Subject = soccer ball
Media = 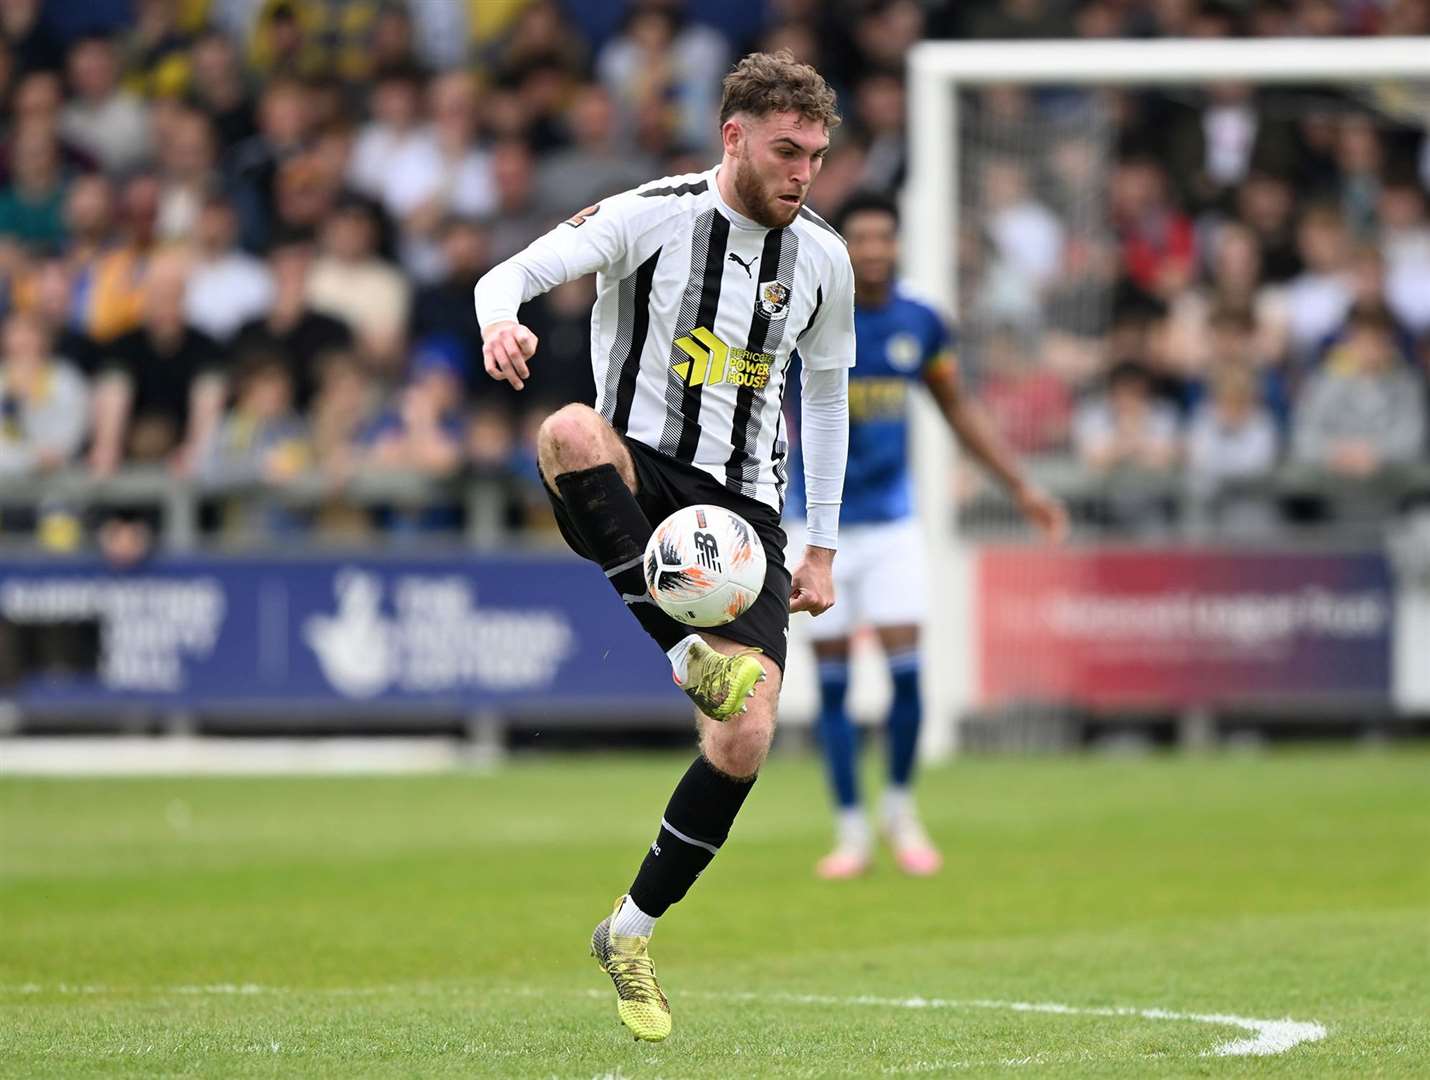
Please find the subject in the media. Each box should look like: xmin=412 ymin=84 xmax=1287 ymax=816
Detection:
xmin=644 ymin=505 xmax=766 ymax=627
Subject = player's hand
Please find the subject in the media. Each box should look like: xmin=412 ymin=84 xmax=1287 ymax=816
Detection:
xmin=789 ymin=546 xmax=835 ymax=615
xmin=482 ymin=319 xmax=539 ymax=391
xmin=1014 ymin=481 xmax=1069 ymax=543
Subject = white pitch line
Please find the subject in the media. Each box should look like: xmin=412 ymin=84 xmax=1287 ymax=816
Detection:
xmin=697 ymin=991 xmax=1327 ymax=1058
xmin=3 ymin=984 xmax=1326 ymax=1058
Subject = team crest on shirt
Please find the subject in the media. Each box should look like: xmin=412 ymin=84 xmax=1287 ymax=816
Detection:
xmin=886 ymin=332 xmax=922 ymax=372
xmin=757 ymin=280 xmax=791 ymax=320
xmin=563 ymin=203 xmax=600 ymax=228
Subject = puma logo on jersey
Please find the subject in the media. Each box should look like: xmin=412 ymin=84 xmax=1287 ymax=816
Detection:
xmin=727 ymin=251 xmax=758 ymax=278
xmin=672 ymin=327 xmax=772 ymax=389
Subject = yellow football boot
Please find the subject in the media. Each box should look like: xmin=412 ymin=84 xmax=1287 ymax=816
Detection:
xmin=590 ymin=896 xmax=672 ymax=1042
xmin=678 ymin=641 xmax=765 ymax=721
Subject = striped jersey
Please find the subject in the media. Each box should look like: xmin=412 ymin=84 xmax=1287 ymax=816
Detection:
xmin=479 ymin=166 xmax=856 ymax=511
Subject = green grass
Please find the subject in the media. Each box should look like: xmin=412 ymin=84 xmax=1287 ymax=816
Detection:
xmin=2 ymin=748 xmax=1428 ymax=1078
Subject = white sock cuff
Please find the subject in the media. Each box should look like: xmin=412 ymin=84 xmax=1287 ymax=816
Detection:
xmin=667 ymin=634 xmax=703 ymax=684
xmin=612 ymin=895 xmax=658 ymax=939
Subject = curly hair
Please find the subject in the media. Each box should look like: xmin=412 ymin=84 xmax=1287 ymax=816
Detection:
xmin=718 ymin=50 xmax=841 ymax=130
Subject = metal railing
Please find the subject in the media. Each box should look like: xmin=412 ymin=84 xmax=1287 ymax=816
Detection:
xmin=960 ymin=458 xmax=1430 ymax=541
xmin=0 ymin=466 xmax=533 ymax=550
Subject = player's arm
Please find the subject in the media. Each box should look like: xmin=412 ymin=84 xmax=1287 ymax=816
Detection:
xmin=922 ymin=354 xmax=1068 ymax=542
xmin=790 ymin=257 xmax=857 ymax=616
xmin=792 ymin=364 xmax=848 ymax=615
xmin=472 ymin=199 xmax=634 ymax=391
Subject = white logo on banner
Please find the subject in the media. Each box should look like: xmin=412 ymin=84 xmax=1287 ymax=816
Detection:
xmin=304 ymin=569 xmax=575 ymax=698
xmin=302 ymin=571 xmax=393 ymax=698
xmin=0 ymin=578 xmax=225 ymax=691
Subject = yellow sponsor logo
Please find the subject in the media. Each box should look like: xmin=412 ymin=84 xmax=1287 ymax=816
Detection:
xmin=848 ymin=377 xmax=909 ymax=420
xmin=673 ymin=327 xmax=772 ymax=389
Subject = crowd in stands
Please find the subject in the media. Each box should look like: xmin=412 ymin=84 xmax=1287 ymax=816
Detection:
xmin=0 ymin=0 xmax=1428 ymax=548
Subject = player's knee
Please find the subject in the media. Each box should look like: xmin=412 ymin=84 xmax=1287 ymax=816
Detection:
xmin=703 ymin=711 xmax=775 ymax=779
xmin=538 ymin=404 xmax=607 ymax=473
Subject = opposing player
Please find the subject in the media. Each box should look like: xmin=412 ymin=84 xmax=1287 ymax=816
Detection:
xmin=788 ymin=192 xmax=1066 ymax=880
xmin=473 ymin=52 xmax=852 ymax=1041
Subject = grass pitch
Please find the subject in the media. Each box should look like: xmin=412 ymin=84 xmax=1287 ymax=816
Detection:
xmin=2 ymin=747 xmax=1428 ymax=1078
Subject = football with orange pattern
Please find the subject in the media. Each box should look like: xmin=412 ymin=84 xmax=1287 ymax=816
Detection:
xmin=643 ymin=505 xmax=766 ymax=627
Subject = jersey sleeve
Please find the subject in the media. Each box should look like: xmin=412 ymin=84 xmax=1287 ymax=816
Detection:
xmin=922 ymin=301 xmax=958 ymax=374
xmin=473 ymin=190 xmax=651 ymax=330
xmin=796 ymin=249 xmax=856 ymax=372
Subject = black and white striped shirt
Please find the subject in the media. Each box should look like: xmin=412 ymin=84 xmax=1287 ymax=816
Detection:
xmin=474 ymin=166 xmax=855 ymax=547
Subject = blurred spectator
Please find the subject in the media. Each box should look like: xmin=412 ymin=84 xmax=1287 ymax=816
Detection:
xmin=363 ymin=341 xmax=466 ymax=477
xmin=0 ymin=126 xmax=68 ymax=251
xmin=1188 ymin=304 xmax=1291 ymax=425
xmin=1380 ymin=179 xmax=1430 ymax=336
xmin=514 ymin=59 xmax=577 ymax=156
xmin=1292 ymin=307 xmax=1426 ymax=477
xmin=1185 ymin=363 xmax=1280 ymax=533
xmin=123 ymin=0 xmax=194 ymax=99
xmin=1236 ymin=170 xmax=1301 ymax=283
xmin=851 ymin=71 xmax=906 ymax=194
xmin=198 ymin=352 xmax=309 ymax=533
xmin=229 ymin=77 xmax=312 ymax=252
xmin=1167 ymin=222 xmax=1289 ymax=376
xmin=805 ymin=137 xmax=868 ymax=217
xmin=188 ymin=28 xmax=258 ymax=149
xmin=1 ymin=0 xmax=64 ymax=75
xmin=3 ymin=71 xmax=98 ymax=183
xmin=306 ymin=196 xmax=408 ymax=370
xmin=69 ymin=173 xmax=157 ymax=345
xmin=984 ymin=157 xmax=1064 ymax=292
xmin=411 ymin=216 xmax=492 ymax=396
xmin=347 ymin=65 xmax=426 ymax=201
xmin=1075 ymin=360 xmax=1181 ymax=472
xmin=850 ymin=1 xmax=926 ymax=73
xmin=154 ymin=106 xmax=219 ymax=242
xmin=1111 ymin=154 xmax=1196 ymax=299
xmin=485 ymin=0 xmax=587 ymax=82
xmin=597 ymin=1 xmax=729 ymax=155
xmin=383 ymin=70 xmax=497 ymax=283
xmin=534 ymin=84 xmax=655 ymax=219
xmin=487 ymin=139 xmax=549 ymax=264
xmin=0 ymin=312 xmax=89 ymax=477
xmin=89 ymin=253 xmax=228 ymax=477
xmin=1333 ymin=113 xmax=1384 ymax=239
xmin=185 ymin=195 xmax=275 ymax=343
xmin=1280 ymin=204 xmax=1354 ymax=362
xmin=232 ymin=230 xmax=352 ymax=410
xmin=1075 ymin=359 xmax=1182 ymax=531
xmin=520 ymin=277 xmax=600 ymax=411
xmin=1162 ymin=84 xmax=1298 ymax=212
xmin=25 ymin=256 xmax=98 ymax=376
xmin=365 ymin=2 xmax=422 ymax=75
xmin=247 ymin=0 xmax=326 ymax=80
xmin=308 ymin=349 xmax=378 ymax=489
xmin=976 ymin=325 xmax=1073 ymax=455
xmin=60 ymin=35 xmax=153 ymax=177
xmin=361 ymin=341 xmax=467 ymax=534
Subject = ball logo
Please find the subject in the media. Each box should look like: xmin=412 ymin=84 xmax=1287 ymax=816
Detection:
xmin=693 ymin=531 xmax=721 ymax=572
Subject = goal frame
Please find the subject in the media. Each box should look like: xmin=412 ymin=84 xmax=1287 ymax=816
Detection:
xmin=901 ymin=36 xmax=1430 ymax=759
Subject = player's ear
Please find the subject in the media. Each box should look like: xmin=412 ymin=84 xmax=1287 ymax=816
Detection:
xmin=721 ymin=116 xmax=744 ymax=158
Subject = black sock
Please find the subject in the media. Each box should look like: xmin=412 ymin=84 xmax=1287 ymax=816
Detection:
xmin=553 ymin=464 xmax=687 ymax=652
xmin=628 ymin=754 xmax=757 ymax=917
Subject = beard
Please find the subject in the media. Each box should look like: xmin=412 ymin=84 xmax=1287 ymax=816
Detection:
xmin=734 ymin=152 xmax=801 ymax=229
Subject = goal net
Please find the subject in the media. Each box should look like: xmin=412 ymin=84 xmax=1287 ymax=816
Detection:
xmin=903 ymin=39 xmax=1430 ymax=755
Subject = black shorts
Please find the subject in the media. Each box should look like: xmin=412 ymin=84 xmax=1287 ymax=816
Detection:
xmin=546 ymin=438 xmax=792 ymax=670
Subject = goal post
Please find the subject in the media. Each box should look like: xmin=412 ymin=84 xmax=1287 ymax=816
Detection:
xmin=903 ymin=36 xmax=1430 ymax=760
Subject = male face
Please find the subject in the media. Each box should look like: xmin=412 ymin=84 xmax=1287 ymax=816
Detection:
xmin=727 ymin=110 xmax=828 ymax=228
xmin=843 ymin=208 xmax=898 ymax=296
